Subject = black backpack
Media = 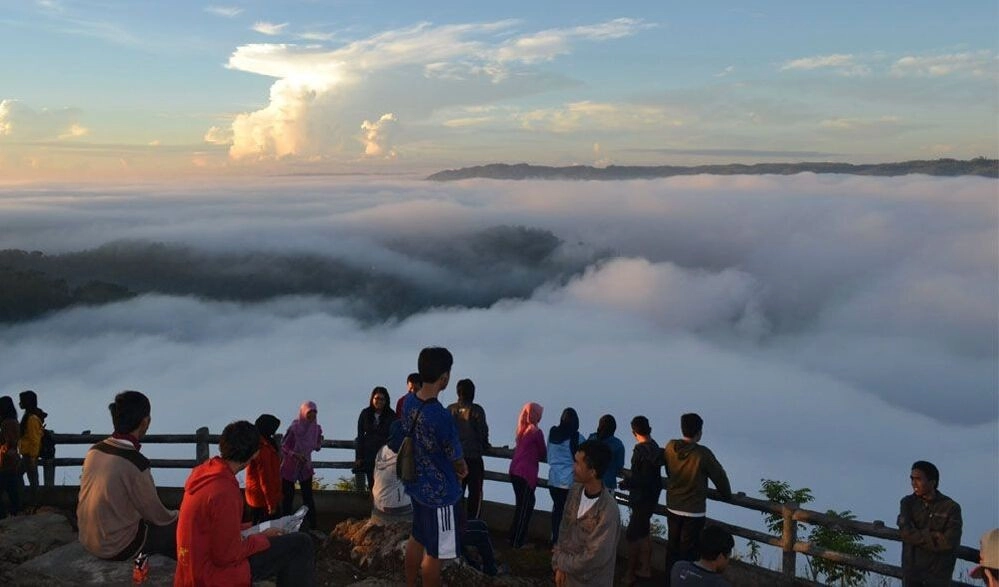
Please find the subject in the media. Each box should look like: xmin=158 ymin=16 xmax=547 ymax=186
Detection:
xmin=39 ymin=428 xmax=56 ymax=460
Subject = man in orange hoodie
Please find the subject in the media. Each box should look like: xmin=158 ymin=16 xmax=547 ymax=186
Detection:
xmin=175 ymin=420 xmax=314 ymax=587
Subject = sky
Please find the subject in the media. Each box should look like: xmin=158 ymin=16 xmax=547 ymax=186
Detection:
xmin=1 ymin=0 xmax=997 ymax=180
xmin=0 ymin=173 xmax=996 ymax=578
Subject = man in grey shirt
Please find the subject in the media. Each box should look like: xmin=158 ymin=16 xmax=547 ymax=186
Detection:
xmin=671 ymin=526 xmax=734 ymax=586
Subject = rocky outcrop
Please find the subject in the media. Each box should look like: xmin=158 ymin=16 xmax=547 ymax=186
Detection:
xmin=0 ymin=511 xmax=77 ymax=585
xmin=16 ymin=541 xmax=176 ymax=586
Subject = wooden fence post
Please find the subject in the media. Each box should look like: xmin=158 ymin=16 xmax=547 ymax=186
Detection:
xmin=782 ymin=501 xmax=798 ymax=579
xmin=195 ymin=427 xmax=210 ymax=464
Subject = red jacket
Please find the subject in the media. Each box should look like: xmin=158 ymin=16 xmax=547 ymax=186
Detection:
xmin=175 ymin=457 xmax=270 ymax=587
xmin=245 ymin=438 xmax=282 ymax=512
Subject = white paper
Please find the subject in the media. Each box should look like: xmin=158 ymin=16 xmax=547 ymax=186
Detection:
xmin=241 ymin=505 xmax=309 ymax=538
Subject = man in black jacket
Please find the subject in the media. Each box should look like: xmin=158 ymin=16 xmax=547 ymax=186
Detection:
xmin=898 ymin=460 xmax=962 ymax=586
xmin=447 ymin=378 xmax=489 ymax=519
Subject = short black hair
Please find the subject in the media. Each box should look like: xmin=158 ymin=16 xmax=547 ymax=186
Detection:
xmin=681 ymin=413 xmax=703 ymax=438
xmin=407 ymin=372 xmax=422 ymax=387
xmin=19 ymin=390 xmax=38 ymax=409
xmin=699 ymin=525 xmax=735 ymax=561
xmin=109 ymin=390 xmax=151 ymax=434
xmin=418 ymin=347 xmax=453 ymax=384
xmin=220 ymin=421 xmax=260 ymax=463
xmin=912 ymin=460 xmax=940 ymax=485
xmin=631 ymin=415 xmax=651 ymax=437
xmin=456 ymin=379 xmax=475 ymax=402
xmin=577 ymin=439 xmax=612 ymax=478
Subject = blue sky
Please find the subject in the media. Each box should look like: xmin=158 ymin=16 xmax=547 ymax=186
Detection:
xmin=1 ymin=0 xmax=996 ymax=179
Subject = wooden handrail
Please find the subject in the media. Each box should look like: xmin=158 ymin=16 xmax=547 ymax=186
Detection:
xmin=44 ymin=431 xmax=979 ymax=585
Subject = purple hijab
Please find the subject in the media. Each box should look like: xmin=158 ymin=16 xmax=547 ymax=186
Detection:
xmin=280 ymin=401 xmax=323 ymax=482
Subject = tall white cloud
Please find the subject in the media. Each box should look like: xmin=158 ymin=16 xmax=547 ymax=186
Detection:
xmin=360 ymin=113 xmax=399 ymax=158
xmin=220 ymin=19 xmax=651 ymax=161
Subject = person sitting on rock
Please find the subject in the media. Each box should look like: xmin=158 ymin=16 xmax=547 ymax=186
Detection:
xmin=175 ymin=420 xmax=315 ymax=586
xmin=77 ymin=390 xmax=178 ymax=560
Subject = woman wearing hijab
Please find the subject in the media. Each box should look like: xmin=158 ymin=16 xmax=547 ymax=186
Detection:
xmin=354 ymin=386 xmax=394 ymax=492
xmin=280 ymin=401 xmax=323 ymax=530
xmin=0 ymin=396 xmax=21 ymax=518
xmin=547 ymin=407 xmax=584 ymax=545
xmin=246 ymin=413 xmax=282 ymax=524
xmin=588 ymin=414 xmax=625 ymax=489
xmin=508 ymin=402 xmax=545 ymax=548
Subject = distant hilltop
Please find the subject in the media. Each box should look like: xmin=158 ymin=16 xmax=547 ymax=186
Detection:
xmin=427 ymin=157 xmax=999 ymax=181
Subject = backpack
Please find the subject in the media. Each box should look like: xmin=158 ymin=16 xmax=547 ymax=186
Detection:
xmin=396 ymin=402 xmax=426 ymax=483
xmin=39 ymin=428 xmax=56 ymax=460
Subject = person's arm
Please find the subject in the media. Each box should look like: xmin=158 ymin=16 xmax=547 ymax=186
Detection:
xmin=281 ymin=427 xmax=296 ymax=458
xmin=208 ymin=491 xmax=270 ymax=568
xmin=263 ymin=446 xmax=283 ymax=514
xmin=898 ymin=499 xmax=963 ymax=551
xmin=552 ymin=494 xmax=619 ymax=578
xmin=127 ymin=469 xmax=179 ymax=526
xmin=477 ymin=405 xmax=490 ymax=450
xmin=443 ymin=415 xmax=467 ymax=478
xmin=355 ymin=411 xmax=366 ymax=463
xmin=705 ymin=449 xmax=732 ymax=499
xmin=536 ymin=429 xmax=547 ymax=463
xmin=315 ymin=424 xmax=324 ymax=452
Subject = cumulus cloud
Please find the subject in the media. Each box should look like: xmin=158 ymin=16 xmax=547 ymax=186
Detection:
xmin=0 ymin=175 xmax=995 ymax=564
xmin=780 ymin=53 xmax=871 ymax=76
xmin=220 ymin=19 xmax=651 ymax=160
xmin=891 ymin=51 xmax=997 ymax=78
xmin=359 ymin=113 xmax=399 ymax=158
xmin=252 ymin=21 xmax=288 ymax=36
xmin=0 ymin=99 xmax=87 ymax=141
xmin=203 ymin=125 xmax=233 ymax=145
xmin=204 ymin=5 xmax=242 ymax=18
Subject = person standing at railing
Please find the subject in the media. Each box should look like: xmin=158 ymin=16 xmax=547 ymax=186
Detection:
xmin=663 ymin=412 xmax=731 ymax=585
xmin=17 ymin=390 xmax=46 ymax=509
xmin=587 ymin=414 xmax=625 ymax=490
xmin=395 ymin=373 xmax=421 ymax=420
xmin=548 ymin=407 xmax=584 ymax=546
xmin=447 ymin=378 xmax=490 ymax=520
xmin=354 ymin=387 xmax=395 ymax=492
xmin=619 ymin=415 xmax=662 ymax=585
xmin=77 ymin=390 xmax=178 ymax=560
xmin=0 ymin=396 xmax=21 ymax=518
xmin=246 ymin=414 xmax=283 ymax=524
xmin=280 ymin=401 xmax=323 ymax=530
xmin=508 ymin=401 xmax=545 ymax=548
xmin=898 ymin=460 xmax=963 ymax=587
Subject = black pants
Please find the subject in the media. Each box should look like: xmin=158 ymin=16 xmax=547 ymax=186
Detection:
xmin=282 ymin=478 xmax=317 ymax=530
xmin=462 ymin=518 xmax=497 ymax=575
xmin=462 ymin=456 xmax=484 ymax=519
xmin=548 ymin=487 xmax=569 ymax=545
xmin=0 ymin=470 xmax=21 ymax=518
xmin=665 ymin=512 xmax=705 ymax=583
xmin=249 ymin=506 xmax=280 ymax=525
xmin=114 ymin=519 xmax=178 ymax=561
xmin=626 ymin=501 xmax=656 ymax=542
xmin=249 ymin=531 xmax=315 ymax=587
xmin=508 ymin=475 xmax=535 ymax=547
xmin=19 ymin=457 xmax=38 ymax=507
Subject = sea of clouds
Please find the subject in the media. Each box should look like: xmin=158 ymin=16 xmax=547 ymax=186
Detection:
xmin=1 ymin=174 xmax=996 ymax=571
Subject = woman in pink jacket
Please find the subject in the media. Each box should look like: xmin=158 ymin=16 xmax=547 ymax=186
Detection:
xmin=280 ymin=401 xmax=323 ymax=530
xmin=508 ymin=402 xmax=545 ymax=548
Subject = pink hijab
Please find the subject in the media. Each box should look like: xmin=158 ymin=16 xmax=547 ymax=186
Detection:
xmin=280 ymin=401 xmax=323 ymax=481
xmin=515 ymin=402 xmax=543 ymax=442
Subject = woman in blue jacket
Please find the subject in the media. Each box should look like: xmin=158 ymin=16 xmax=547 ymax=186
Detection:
xmin=546 ymin=407 xmax=584 ymax=545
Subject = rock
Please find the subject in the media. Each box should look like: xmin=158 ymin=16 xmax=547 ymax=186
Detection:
xmin=0 ymin=512 xmax=78 ymax=585
xmin=14 ymin=541 xmax=176 ymax=586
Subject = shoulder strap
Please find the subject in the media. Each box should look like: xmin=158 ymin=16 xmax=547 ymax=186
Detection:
xmin=406 ymin=401 xmax=428 ymax=437
xmin=91 ymin=441 xmax=150 ymax=472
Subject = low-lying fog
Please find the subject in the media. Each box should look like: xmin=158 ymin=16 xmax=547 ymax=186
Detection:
xmin=1 ymin=174 xmax=995 ymax=570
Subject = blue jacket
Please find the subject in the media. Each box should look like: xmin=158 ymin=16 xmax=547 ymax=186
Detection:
xmin=546 ymin=432 xmax=584 ymax=489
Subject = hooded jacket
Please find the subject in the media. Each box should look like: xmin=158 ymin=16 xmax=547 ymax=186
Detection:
xmin=245 ymin=437 xmax=282 ymax=513
xmin=174 ymin=457 xmax=270 ymax=587
xmin=664 ymin=439 xmax=731 ymax=514
xmin=280 ymin=402 xmax=323 ymax=482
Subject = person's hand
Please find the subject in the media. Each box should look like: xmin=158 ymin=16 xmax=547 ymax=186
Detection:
xmin=554 ymin=569 xmax=567 ymax=587
xmin=261 ymin=527 xmax=284 ymax=538
xmin=454 ymin=458 xmax=469 ymax=480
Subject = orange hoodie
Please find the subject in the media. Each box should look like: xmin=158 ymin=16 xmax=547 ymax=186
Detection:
xmin=175 ymin=457 xmax=270 ymax=586
xmin=245 ymin=438 xmax=282 ymax=513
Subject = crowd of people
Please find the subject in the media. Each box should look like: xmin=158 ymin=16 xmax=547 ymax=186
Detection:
xmin=0 ymin=347 xmax=996 ymax=586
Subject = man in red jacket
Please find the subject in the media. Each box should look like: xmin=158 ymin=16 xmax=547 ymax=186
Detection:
xmin=175 ymin=420 xmax=315 ymax=587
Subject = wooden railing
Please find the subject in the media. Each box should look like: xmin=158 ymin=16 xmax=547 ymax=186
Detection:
xmin=44 ymin=431 xmax=979 ymax=585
